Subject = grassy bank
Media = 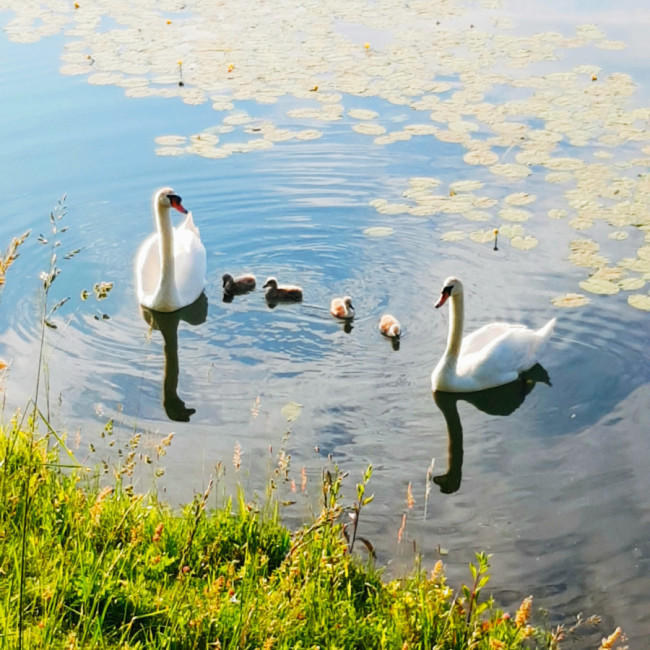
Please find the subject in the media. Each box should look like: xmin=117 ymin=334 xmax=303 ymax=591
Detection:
xmin=0 ymin=421 xmax=625 ymax=650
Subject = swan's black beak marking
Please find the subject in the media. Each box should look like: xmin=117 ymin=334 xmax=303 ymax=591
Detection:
xmin=435 ymin=285 xmax=452 ymax=309
xmin=168 ymin=194 xmax=188 ymax=214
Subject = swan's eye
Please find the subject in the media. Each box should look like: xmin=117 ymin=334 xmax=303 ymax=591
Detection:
xmin=168 ymin=194 xmax=183 ymax=206
xmin=443 ymin=285 xmax=453 ymax=296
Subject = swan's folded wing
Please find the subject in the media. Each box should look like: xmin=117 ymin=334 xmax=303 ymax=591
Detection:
xmin=172 ymin=226 xmax=207 ymax=303
xmin=460 ymin=322 xmax=523 ymax=356
xmin=459 ymin=326 xmax=543 ymax=379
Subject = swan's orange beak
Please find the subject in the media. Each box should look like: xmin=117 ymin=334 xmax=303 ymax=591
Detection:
xmin=169 ymin=194 xmax=188 ymax=214
xmin=435 ymin=286 xmax=451 ymax=308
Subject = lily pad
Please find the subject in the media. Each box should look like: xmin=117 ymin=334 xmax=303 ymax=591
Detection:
xmin=510 ymin=235 xmax=538 ymax=250
xmin=618 ymin=277 xmax=645 ymax=291
xmin=579 ymin=277 xmax=620 ymax=295
xmin=281 ymin=401 xmax=303 ymax=422
xmin=504 ymin=192 xmax=537 ymax=206
xmin=441 ymin=230 xmax=467 ymax=242
xmin=363 ymin=226 xmax=395 ymax=237
xmin=628 ymin=294 xmax=650 ymax=311
xmin=551 ymin=293 xmax=590 ymax=307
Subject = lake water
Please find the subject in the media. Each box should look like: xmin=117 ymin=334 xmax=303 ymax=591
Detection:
xmin=1 ymin=1 xmax=649 ymax=645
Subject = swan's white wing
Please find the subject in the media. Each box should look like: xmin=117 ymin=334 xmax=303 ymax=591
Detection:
xmin=460 ymin=322 xmax=523 ymax=356
xmin=458 ymin=326 xmax=545 ymax=380
xmin=172 ymin=214 xmax=207 ymax=306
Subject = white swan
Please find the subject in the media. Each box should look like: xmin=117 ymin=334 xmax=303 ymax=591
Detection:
xmin=136 ymin=187 xmax=207 ymax=312
xmin=431 ymin=276 xmax=556 ymax=393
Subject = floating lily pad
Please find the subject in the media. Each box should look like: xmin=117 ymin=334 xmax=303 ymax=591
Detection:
xmin=464 ymin=148 xmax=499 ymax=166
xmin=281 ymin=401 xmax=303 ymax=422
xmin=619 ymin=277 xmax=645 ymax=291
xmin=450 ymin=180 xmax=484 ymax=193
xmin=498 ymin=224 xmax=525 ymax=239
xmin=500 ymin=208 xmax=531 ymax=222
xmin=628 ymin=294 xmax=650 ymax=311
xmin=469 ymin=229 xmax=495 ymax=244
xmin=511 ymin=235 xmax=538 ymax=250
xmin=348 ymin=109 xmax=379 ymax=120
xmin=352 ymin=122 xmax=386 ymax=135
xmin=154 ymin=135 xmax=187 ymax=146
xmin=375 ymin=203 xmax=410 ymax=215
xmin=545 ymin=172 xmax=574 ymax=184
xmin=579 ymin=277 xmax=620 ymax=295
xmin=155 ymin=147 xmax=186 ymax=157
xmin=441 ymin=230 xmax=467 ymax=242
xmin=363 ymin=226 xmax=395 ymax=237
xmin=296 ymin=129 xmax=323 ymax=140
xmin=464 ymin=210 xmax=491 ymax=222
xmin=551 ymin=293 xmax=590 ymax=307
xmin=504 ymin=192 xmax=537 ymax=206
xmin=489 ymin=163 xmax=531 ymax=178
xmin=592 ymin=267 xmax=624 ymax=282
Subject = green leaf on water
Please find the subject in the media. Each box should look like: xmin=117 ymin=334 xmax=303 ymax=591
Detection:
xmin=281 ymin=401 xmax=302 ymax=422
xmin=363 ymin=226 xmax=395 ymax=237
xmin=628 ymin=294 xmax=650 ymax=311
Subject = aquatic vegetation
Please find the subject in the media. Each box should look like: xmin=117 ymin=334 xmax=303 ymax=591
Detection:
xmin=2 ymin=0 xmax=649 ymax=304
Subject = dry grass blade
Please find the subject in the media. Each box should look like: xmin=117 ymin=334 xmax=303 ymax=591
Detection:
xmin=0 ymin=230 xmax=30 ymax=286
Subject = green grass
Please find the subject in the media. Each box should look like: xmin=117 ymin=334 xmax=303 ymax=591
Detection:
xmin=0 ymin=420 xmax=616 ymax=650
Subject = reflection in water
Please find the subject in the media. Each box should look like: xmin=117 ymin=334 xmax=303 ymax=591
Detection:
xmin=140 ymin=293 xmax=208 ymax=422
xmin=432 ymin=364 xmax=551 ymax=494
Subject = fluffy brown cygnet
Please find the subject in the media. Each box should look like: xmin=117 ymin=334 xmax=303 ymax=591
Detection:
xmin=222 ymin=273 xmax=256 ymax=295
xmin=330 ymin=296 xmax=354 ymax=319
xmin=378 ymin=313 xmax=401 ymax=338
xmin=263 ymin=277 xmax=303 ymax=302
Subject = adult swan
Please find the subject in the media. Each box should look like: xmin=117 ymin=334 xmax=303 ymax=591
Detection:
xmin=431 ymin=276 xmax=556 ymax=393
xmin=136 ymin=187 xmax=207 ymax=312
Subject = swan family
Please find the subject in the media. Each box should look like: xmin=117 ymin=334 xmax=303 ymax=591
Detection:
xmin=136 ymin=188 xmax=556 ymax=394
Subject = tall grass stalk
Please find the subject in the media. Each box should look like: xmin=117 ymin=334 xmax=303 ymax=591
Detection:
xmin=14 ymin=197 xmax=79 ymax=649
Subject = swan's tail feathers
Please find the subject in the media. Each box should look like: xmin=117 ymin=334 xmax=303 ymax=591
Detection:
xmin=181 ymin=211 xmax=200 ymax=236
xmin=536 ymin=317 xmax=556 ymax=341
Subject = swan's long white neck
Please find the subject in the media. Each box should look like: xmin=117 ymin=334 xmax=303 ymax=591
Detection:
xmin=445 ymin=291 xmax=464 ymax=360
xmin=154 ymin=202 xmax=180 ymax=308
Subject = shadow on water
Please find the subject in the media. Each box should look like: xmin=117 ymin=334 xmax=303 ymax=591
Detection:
xmin=139 ymin=293 xmax=208 ymax=422
xmin=432 ymin=363 xmax=551 ymax=494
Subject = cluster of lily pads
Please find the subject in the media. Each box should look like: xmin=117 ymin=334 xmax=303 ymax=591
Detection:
xmin=2 ymin=0 xmax=649 ymax=309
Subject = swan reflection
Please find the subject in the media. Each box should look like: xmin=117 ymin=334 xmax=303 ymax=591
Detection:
xmin=140 ymin=292 xmax=208 ymax=422
xmin=432 ymin=364 xmax=551 ymax=494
